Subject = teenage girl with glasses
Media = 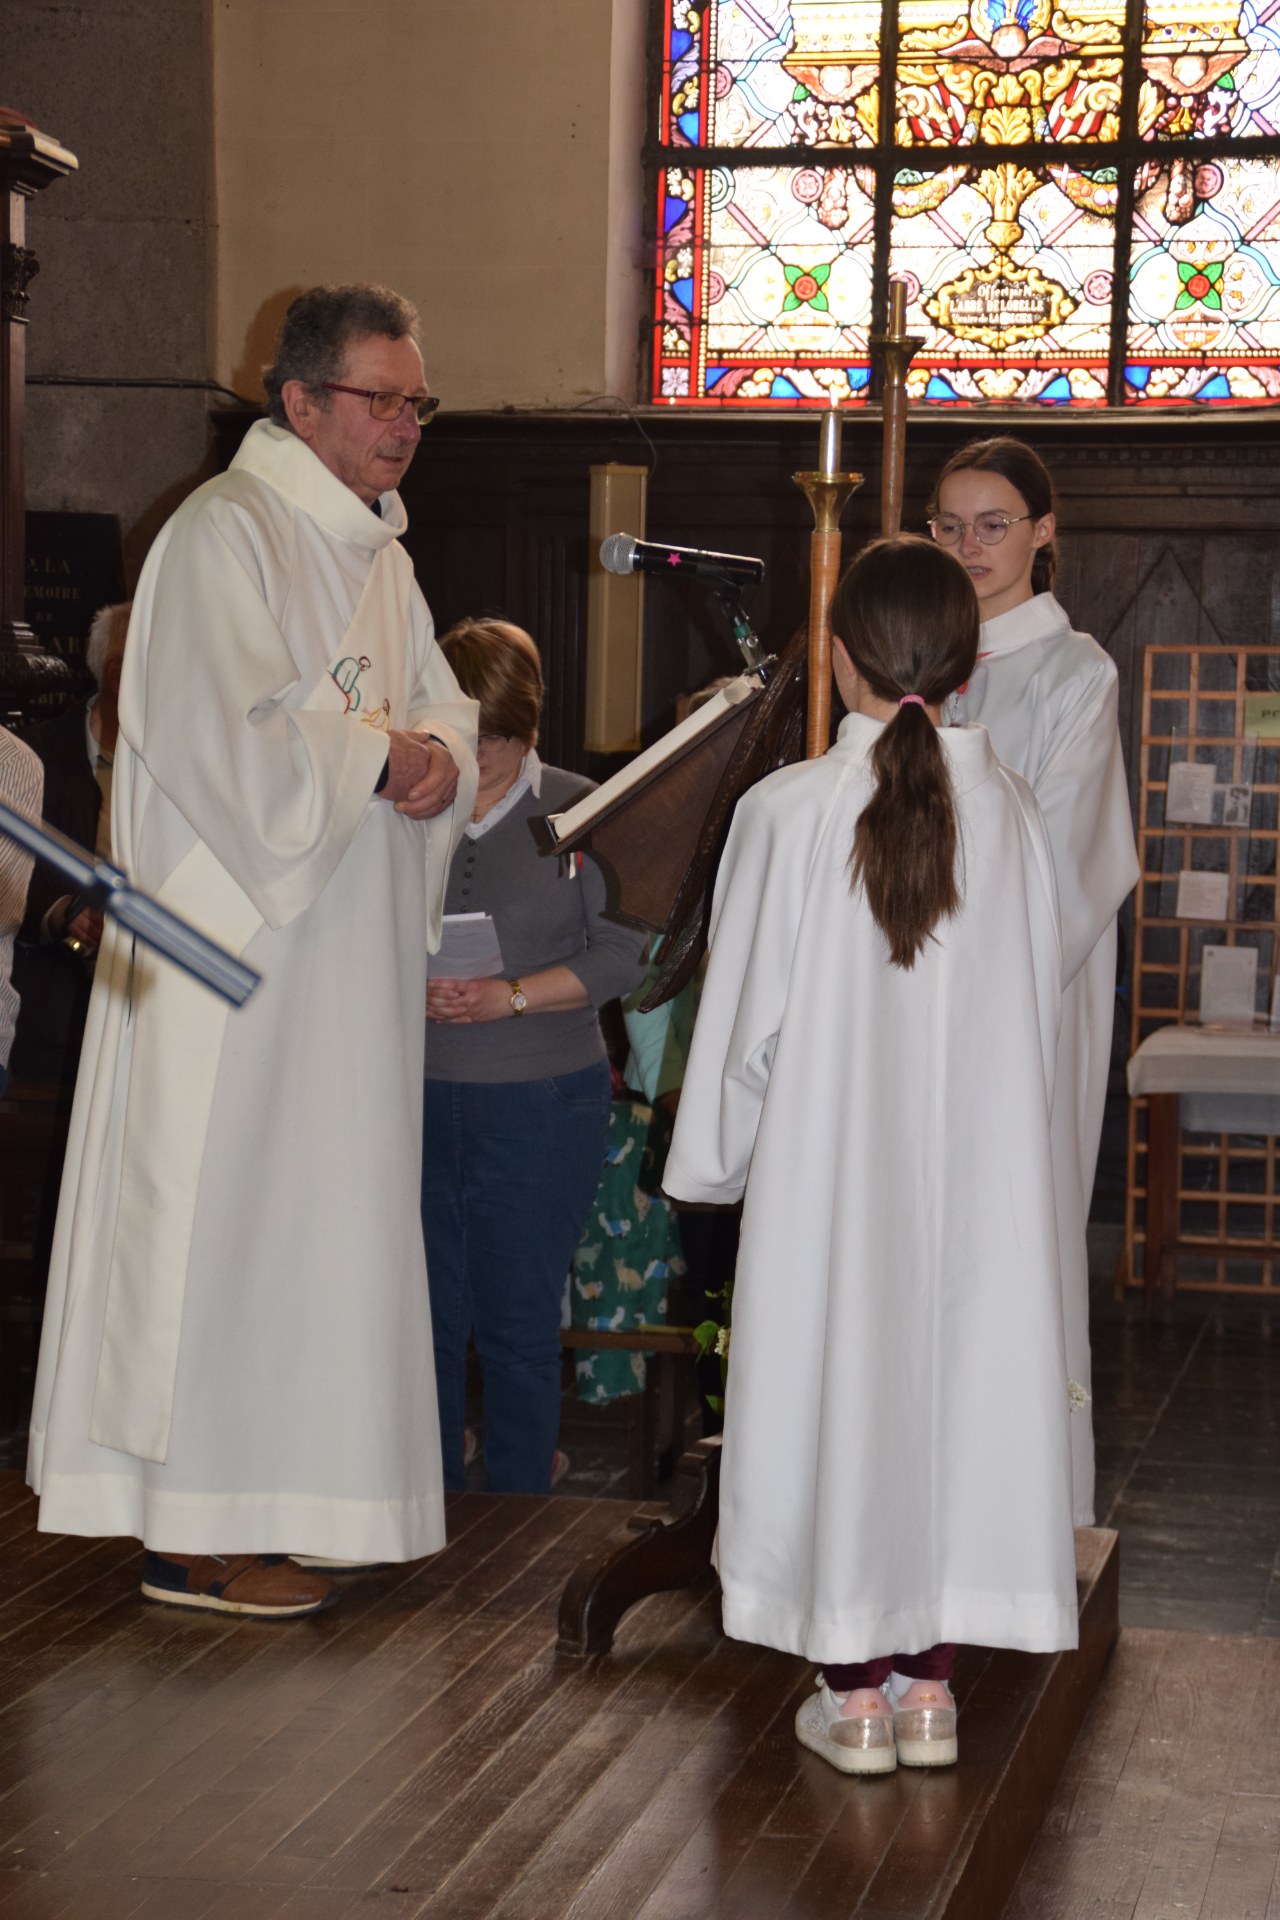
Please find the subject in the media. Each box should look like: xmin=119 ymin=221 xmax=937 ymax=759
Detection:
xmin=930 ymin=438 xmax=1138 ymax=1534
xmin=665 ymin=535 xmax=1078 ymax=1775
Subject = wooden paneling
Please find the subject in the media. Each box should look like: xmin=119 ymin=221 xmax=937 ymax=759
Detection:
xmin=211 ymin=408 xmax=1280 ymax=784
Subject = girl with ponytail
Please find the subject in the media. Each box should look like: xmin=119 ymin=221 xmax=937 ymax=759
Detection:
xmin=831 ymin=533 xmax=979 ymax=968
xmin=666 ymin=534 xmax=1078 ymax=1777
xmin=931 ymin=439 xmax=1138 ymax=1538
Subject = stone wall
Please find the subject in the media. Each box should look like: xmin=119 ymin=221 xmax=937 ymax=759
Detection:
xmin=1 ymin=0 xmax=648 ymax=583
xmin=0 ymin=0 xmax=215 ymax=579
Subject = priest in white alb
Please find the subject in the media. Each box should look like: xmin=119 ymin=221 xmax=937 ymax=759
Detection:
xmin=27 ymin=284 xmax=478 ymax=1618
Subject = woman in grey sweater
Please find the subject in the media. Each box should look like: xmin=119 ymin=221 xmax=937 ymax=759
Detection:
xmin=422 ymin=619 xmax=646 ymax=1492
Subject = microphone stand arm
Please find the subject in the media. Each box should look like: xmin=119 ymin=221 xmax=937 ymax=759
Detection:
xmin=0 ymin=803 xmax=260 ymax=1008
xmin=712 ymin=579 xmax=767 ymax=675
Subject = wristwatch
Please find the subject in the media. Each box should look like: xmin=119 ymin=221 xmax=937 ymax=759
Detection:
xmin=509 ymin=979 xmax=528 ymax=1017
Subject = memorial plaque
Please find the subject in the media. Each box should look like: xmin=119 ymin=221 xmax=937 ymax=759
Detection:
xmin=951 ymin=277 xmax=1055 ymax=333
xmin=25 ymin=510 xmax=126 ymax=674
xmin=927 ymin=263 xmax=1076 ymax=350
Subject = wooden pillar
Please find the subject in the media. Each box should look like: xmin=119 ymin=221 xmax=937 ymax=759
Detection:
xmin=0 ymin=109 xmax=77 ymax=718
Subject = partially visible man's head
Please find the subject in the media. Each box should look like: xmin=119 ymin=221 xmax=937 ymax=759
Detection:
xmin=263 ymin=284 xmax=429 ymax=506
xmin=85 ymin=602 xmax=132 ymax=695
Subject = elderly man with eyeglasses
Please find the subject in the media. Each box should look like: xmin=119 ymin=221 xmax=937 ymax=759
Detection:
xmin=27 ymin=284 xmax=479 ymax=1618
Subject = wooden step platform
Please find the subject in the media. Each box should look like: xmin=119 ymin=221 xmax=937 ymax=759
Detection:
xmin=0 ymin=1473 xmax=1116 ymax=1918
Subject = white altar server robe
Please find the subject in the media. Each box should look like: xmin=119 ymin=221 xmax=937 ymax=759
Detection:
xmin=665 ymin=714 xmax=1078 ymax=1663
xmin=949 ymin=594 xmax=1138 ymax=1525
xmin=28 ymin=420 xmax=478 ymax=1562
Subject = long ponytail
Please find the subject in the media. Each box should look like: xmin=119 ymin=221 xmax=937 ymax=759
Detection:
xmin=830 ymin=536 xmax=979 ymax=969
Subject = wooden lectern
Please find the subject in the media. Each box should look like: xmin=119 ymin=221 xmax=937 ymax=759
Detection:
xmin=0 ymin=108 xmax=78 ymax=718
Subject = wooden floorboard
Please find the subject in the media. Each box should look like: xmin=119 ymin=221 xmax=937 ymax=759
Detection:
xmin=385 ymin=1590 xmax=719 ymax=1916
xmin=270 ymin=1502 xmax=626 ymax=1890
xmin=1006 ymin=1631 xmax=1280 ymax=1919
xmin=0 ymin=1475 xmax=1117 ymax=1918
xmin=24 ymin=1501 xmax=600 ymax=1887
xmin=76 ymin=1500 xmax=554 ymax=1878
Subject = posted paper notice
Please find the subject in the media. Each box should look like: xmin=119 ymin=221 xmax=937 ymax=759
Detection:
xmin=1200 ymin=944 xmax=1258 ymax=1026
xmin=1176 ymin=870 xmax=1230 ymax=922
xmin=1166 ymin=761 xmax=1217 ymax=824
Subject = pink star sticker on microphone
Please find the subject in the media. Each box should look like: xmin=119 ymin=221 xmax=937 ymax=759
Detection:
xmin=666 ymin=552 xmax=681 ymax=565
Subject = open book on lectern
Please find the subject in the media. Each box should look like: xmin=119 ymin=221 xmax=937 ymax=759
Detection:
xmin=533 ymin=671 xmax=766 ymax=935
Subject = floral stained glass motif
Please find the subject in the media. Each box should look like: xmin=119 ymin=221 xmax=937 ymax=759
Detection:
xmin=654 ymin=0 xmax=1280 ymax=407
xmin=662 ymin=0 xmax=881 ymax=149
xmin=657 ymin=163 xmax=877 ymax=402
xmin=1140 ymin=0 xmax=1280 ymax=141
xmin=1125 ymin=156 xmax=1280 ymax=400
xmin=895 ymin=0 xmax=1125 ymax=147
xmin=890 ymin=163 xmax=1117 ymax=401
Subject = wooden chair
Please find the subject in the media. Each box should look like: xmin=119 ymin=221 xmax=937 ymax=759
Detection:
xmin=559 ymin=1324 xmax=701 ymax=1498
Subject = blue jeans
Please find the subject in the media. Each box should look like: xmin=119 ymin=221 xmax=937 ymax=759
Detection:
xmin=421 ymin=1061 xmax=611 ymax=1493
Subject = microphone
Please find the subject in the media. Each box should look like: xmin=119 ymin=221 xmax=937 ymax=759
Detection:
xmin=599 ymin=532 xmax=765 ymax=589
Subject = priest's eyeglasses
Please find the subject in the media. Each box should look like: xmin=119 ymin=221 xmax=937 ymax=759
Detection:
xmin=927 ymin=512 xmax=1032 ymax=547
xmin=320 ymin=384 xmax=441 ymax=426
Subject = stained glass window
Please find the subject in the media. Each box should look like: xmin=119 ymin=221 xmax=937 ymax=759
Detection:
xmin=653 ymin=0 xmax=1280 ymax=406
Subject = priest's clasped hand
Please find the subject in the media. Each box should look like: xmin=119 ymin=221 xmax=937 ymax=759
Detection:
xmin=381 ymin=729 xmax=461 ymax=818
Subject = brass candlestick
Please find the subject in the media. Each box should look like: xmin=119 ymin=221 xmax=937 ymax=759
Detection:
xmin=793 ymin=464 xmax=863 ymax=759
xmin=869 ymin=279 xmax=924 ymax=536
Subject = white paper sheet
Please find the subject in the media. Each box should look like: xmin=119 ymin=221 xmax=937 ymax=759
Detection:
xmin=1200 ymin=944 xmax=1258 ymax=1025
xmin=542 ymin=673 xmax=762 ymax=847
xmin=1166 ymin=761 xmax=1217 ymax=825
xmin=1175 ymin=869 xmax=1230 ymax=922
xmin=429 ymin=912 xmax=505 ymax=980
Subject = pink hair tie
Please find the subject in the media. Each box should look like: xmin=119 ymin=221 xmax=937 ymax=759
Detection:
xmin=898 ymin=694 xmax=926 ymax=709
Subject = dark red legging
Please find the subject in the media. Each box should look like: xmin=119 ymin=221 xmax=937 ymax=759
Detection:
xmin=824 ymin=1642 xmax=956 ymax=1692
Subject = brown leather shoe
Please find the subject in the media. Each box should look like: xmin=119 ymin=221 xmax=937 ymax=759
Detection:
xmin=140 ymin=1551 xmax=337 ymax=1618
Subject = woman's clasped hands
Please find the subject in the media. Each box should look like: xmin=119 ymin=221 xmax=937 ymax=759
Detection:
xmin=427 ymin=976 xmax=513 ymax=1024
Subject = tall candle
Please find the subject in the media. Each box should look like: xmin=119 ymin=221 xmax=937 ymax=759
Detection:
xmin=818 ymin=397 xmax=842 ymax=478
xmin=889 ymin=277 xmax=906 ymax=337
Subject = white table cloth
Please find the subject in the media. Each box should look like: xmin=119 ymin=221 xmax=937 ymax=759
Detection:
xmin=1127 ymin=1026 xmax=1280 ymax=1133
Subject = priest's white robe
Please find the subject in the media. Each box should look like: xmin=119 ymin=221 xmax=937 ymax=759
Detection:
xmin=948 ymin=594 xmax=1138 ymax=1526
xmin=27 ymin=420 xmax=478 ymax=1562
xmin=664 ymin=714 xmax=1078 ymax=1663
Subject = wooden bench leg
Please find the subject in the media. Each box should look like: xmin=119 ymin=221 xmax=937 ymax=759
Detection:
xmin=558 ymin=1436 xmax=723 ymax=1656
xmin=630 ymin=1354 xmax=676 ymax=1500
xmin=628 ymin=1373 xmax=660 ymax=1500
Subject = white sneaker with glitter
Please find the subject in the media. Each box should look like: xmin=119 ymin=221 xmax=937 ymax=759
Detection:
xmin=891 ymin=1677 xmax=958 ymax=1767
xmin=795 ymin=1677 xmax=897 ymax=1775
